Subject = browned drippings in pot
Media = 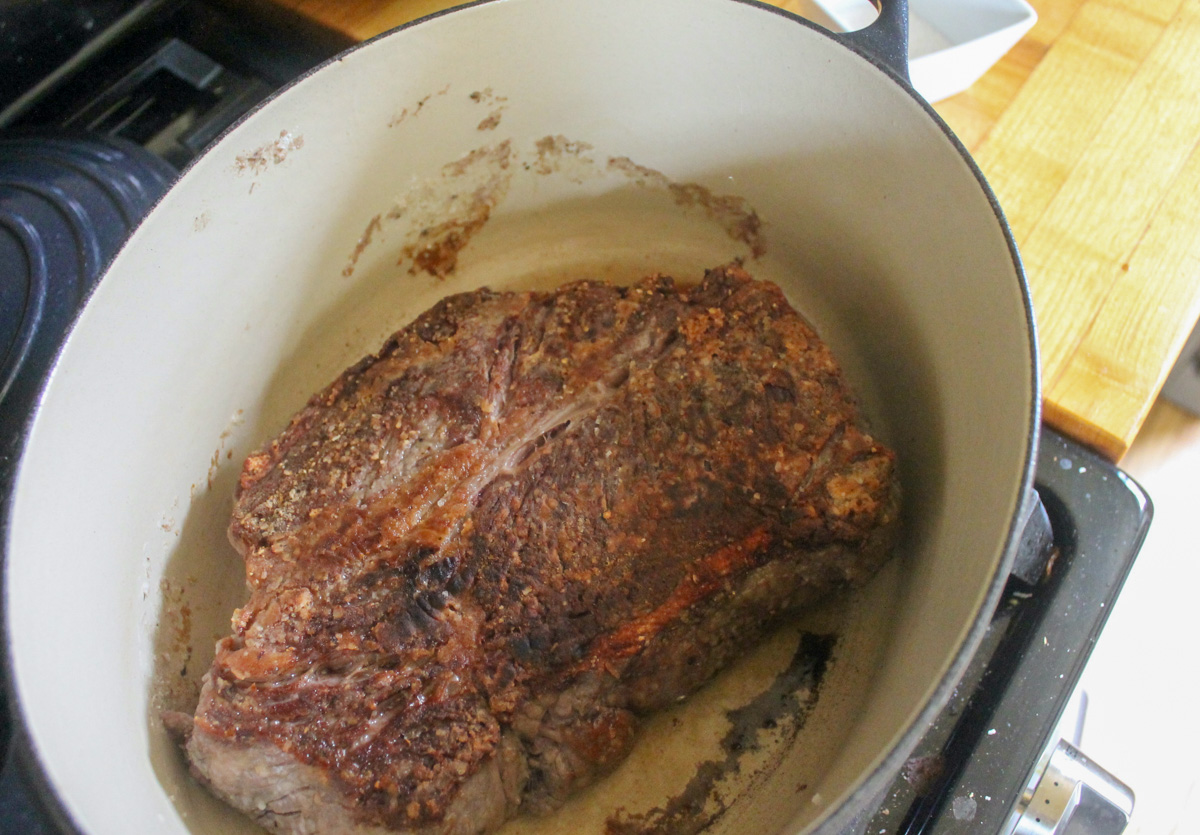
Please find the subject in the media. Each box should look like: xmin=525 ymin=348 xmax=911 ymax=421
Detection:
xmin=606 ymin=157 xmax=765 ymax=259
xmin=338 ymin=94 xmax=769 ymax=281
xmin=394 ymin=140 xmax=513 ymax=278
xmin=402 ymin=206 xmax=495 ymax=277
xmin=606 ymin=633 xmax=835 ymax=835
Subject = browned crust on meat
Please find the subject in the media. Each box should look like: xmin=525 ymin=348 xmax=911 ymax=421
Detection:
xmin=186 ymin=265 xmax=899 ymax=834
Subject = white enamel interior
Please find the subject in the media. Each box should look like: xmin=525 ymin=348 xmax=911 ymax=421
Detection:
xmin=4 ymin=0 xmax=1036 ymax=833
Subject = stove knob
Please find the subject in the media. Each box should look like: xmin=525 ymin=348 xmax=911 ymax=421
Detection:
xmin=1008 ymin=738 xmax=1134 ymax=834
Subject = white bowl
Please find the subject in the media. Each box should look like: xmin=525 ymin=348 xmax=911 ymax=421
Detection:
xmin=800 ymin=0 xmax=1038 ymax=102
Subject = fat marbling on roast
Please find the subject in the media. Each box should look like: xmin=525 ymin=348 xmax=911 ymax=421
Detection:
xmin=179 ymin=265 xmax=900 ymax=834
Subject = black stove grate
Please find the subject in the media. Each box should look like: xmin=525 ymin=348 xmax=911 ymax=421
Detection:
xmin=852 ymin=429 xmax=1150 ymax=835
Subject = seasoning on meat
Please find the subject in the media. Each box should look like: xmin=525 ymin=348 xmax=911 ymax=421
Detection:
xmin=179 ymin=264 xmax=900 ymax=834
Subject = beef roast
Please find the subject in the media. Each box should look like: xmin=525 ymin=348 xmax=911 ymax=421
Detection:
xmin=183 ymin=265 xmax=899 ymax=834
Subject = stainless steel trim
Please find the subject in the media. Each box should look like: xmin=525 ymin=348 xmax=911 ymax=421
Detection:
xmin=1007 ymin=738 xmax=1134 ymax=835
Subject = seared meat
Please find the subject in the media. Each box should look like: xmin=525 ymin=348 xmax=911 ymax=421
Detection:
xmin=184 ymin=265 xmax=899 ymax=834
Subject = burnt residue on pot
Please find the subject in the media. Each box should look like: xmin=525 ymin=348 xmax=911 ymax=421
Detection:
xmin=397 ymin=140 xmax=514 ymax=278
xmin=388 ymin=84 xmax=451 ymax=128
xmin=152 ymin=578 xmax=200 ymax=715
xmin=605 ymin=633 xmax=835 ymax=835
xmin=149 ymin=409 xmax=248 ymax=719
xmin=391 ymin=134 xmax=592 ymax=277
xmin=608 ymin=156 xmax=766 ymax=258
xmin=470 ymin=87 xmax=507 ymax=131
xmin=344 ymin=133 xmax=767 ymax=281
xmin=343 ymin=213 xmax=383 ymax=277
xmin=234 ymin=129 xmax=304 ymax=175
xmin=441 ymin=141 xmax=513 ymax=177
xmin=341 ymin=137 xmax=517 ymax=279
xmin=404 ymin=209 xmax=495 ymax=278
xmin=530 ymin=134 xmax=597 ymax=181
xmin=469 ymin=87 xmax=506 ymax=105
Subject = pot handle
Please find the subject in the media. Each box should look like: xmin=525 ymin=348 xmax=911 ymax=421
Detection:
xmin=1009 ymin=487 xmax=1054 ymax=586
xmin=835 ymin=0 xmax=911 ymax=85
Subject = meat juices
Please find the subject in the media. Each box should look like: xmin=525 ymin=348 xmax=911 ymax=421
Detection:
xmin=181 ymin=265 xmax=900 ymax=834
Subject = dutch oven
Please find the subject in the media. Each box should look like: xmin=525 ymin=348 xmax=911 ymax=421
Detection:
xmin=2 ymin=0 xmax=1041 ymax=832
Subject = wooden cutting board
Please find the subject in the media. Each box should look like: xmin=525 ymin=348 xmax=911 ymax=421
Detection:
xmin=237 ymin=0 xmax=1200 ymax=462
xmin=941 ymin=0 xmax=1200 ymax=462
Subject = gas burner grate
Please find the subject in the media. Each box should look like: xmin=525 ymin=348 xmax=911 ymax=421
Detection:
xmin=852 ymin=429 xmax=1150 ymax=835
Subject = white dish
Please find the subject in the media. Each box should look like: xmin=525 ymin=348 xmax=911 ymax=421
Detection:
xmin=1162 ymin=317 xmax=1200 ymax=416
xmin=797 ymin=0 xmax=1037 ymax=102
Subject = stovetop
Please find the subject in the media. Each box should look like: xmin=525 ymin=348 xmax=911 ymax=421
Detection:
xmin=860 ymin=430 xmax=1149 ymax=834
xmin=0 ymin=4 xmax=1153 ymax=833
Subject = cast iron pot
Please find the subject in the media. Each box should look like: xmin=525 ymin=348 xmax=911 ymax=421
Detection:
xmin=3 ymin=0 xmax=1039 ymax=832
